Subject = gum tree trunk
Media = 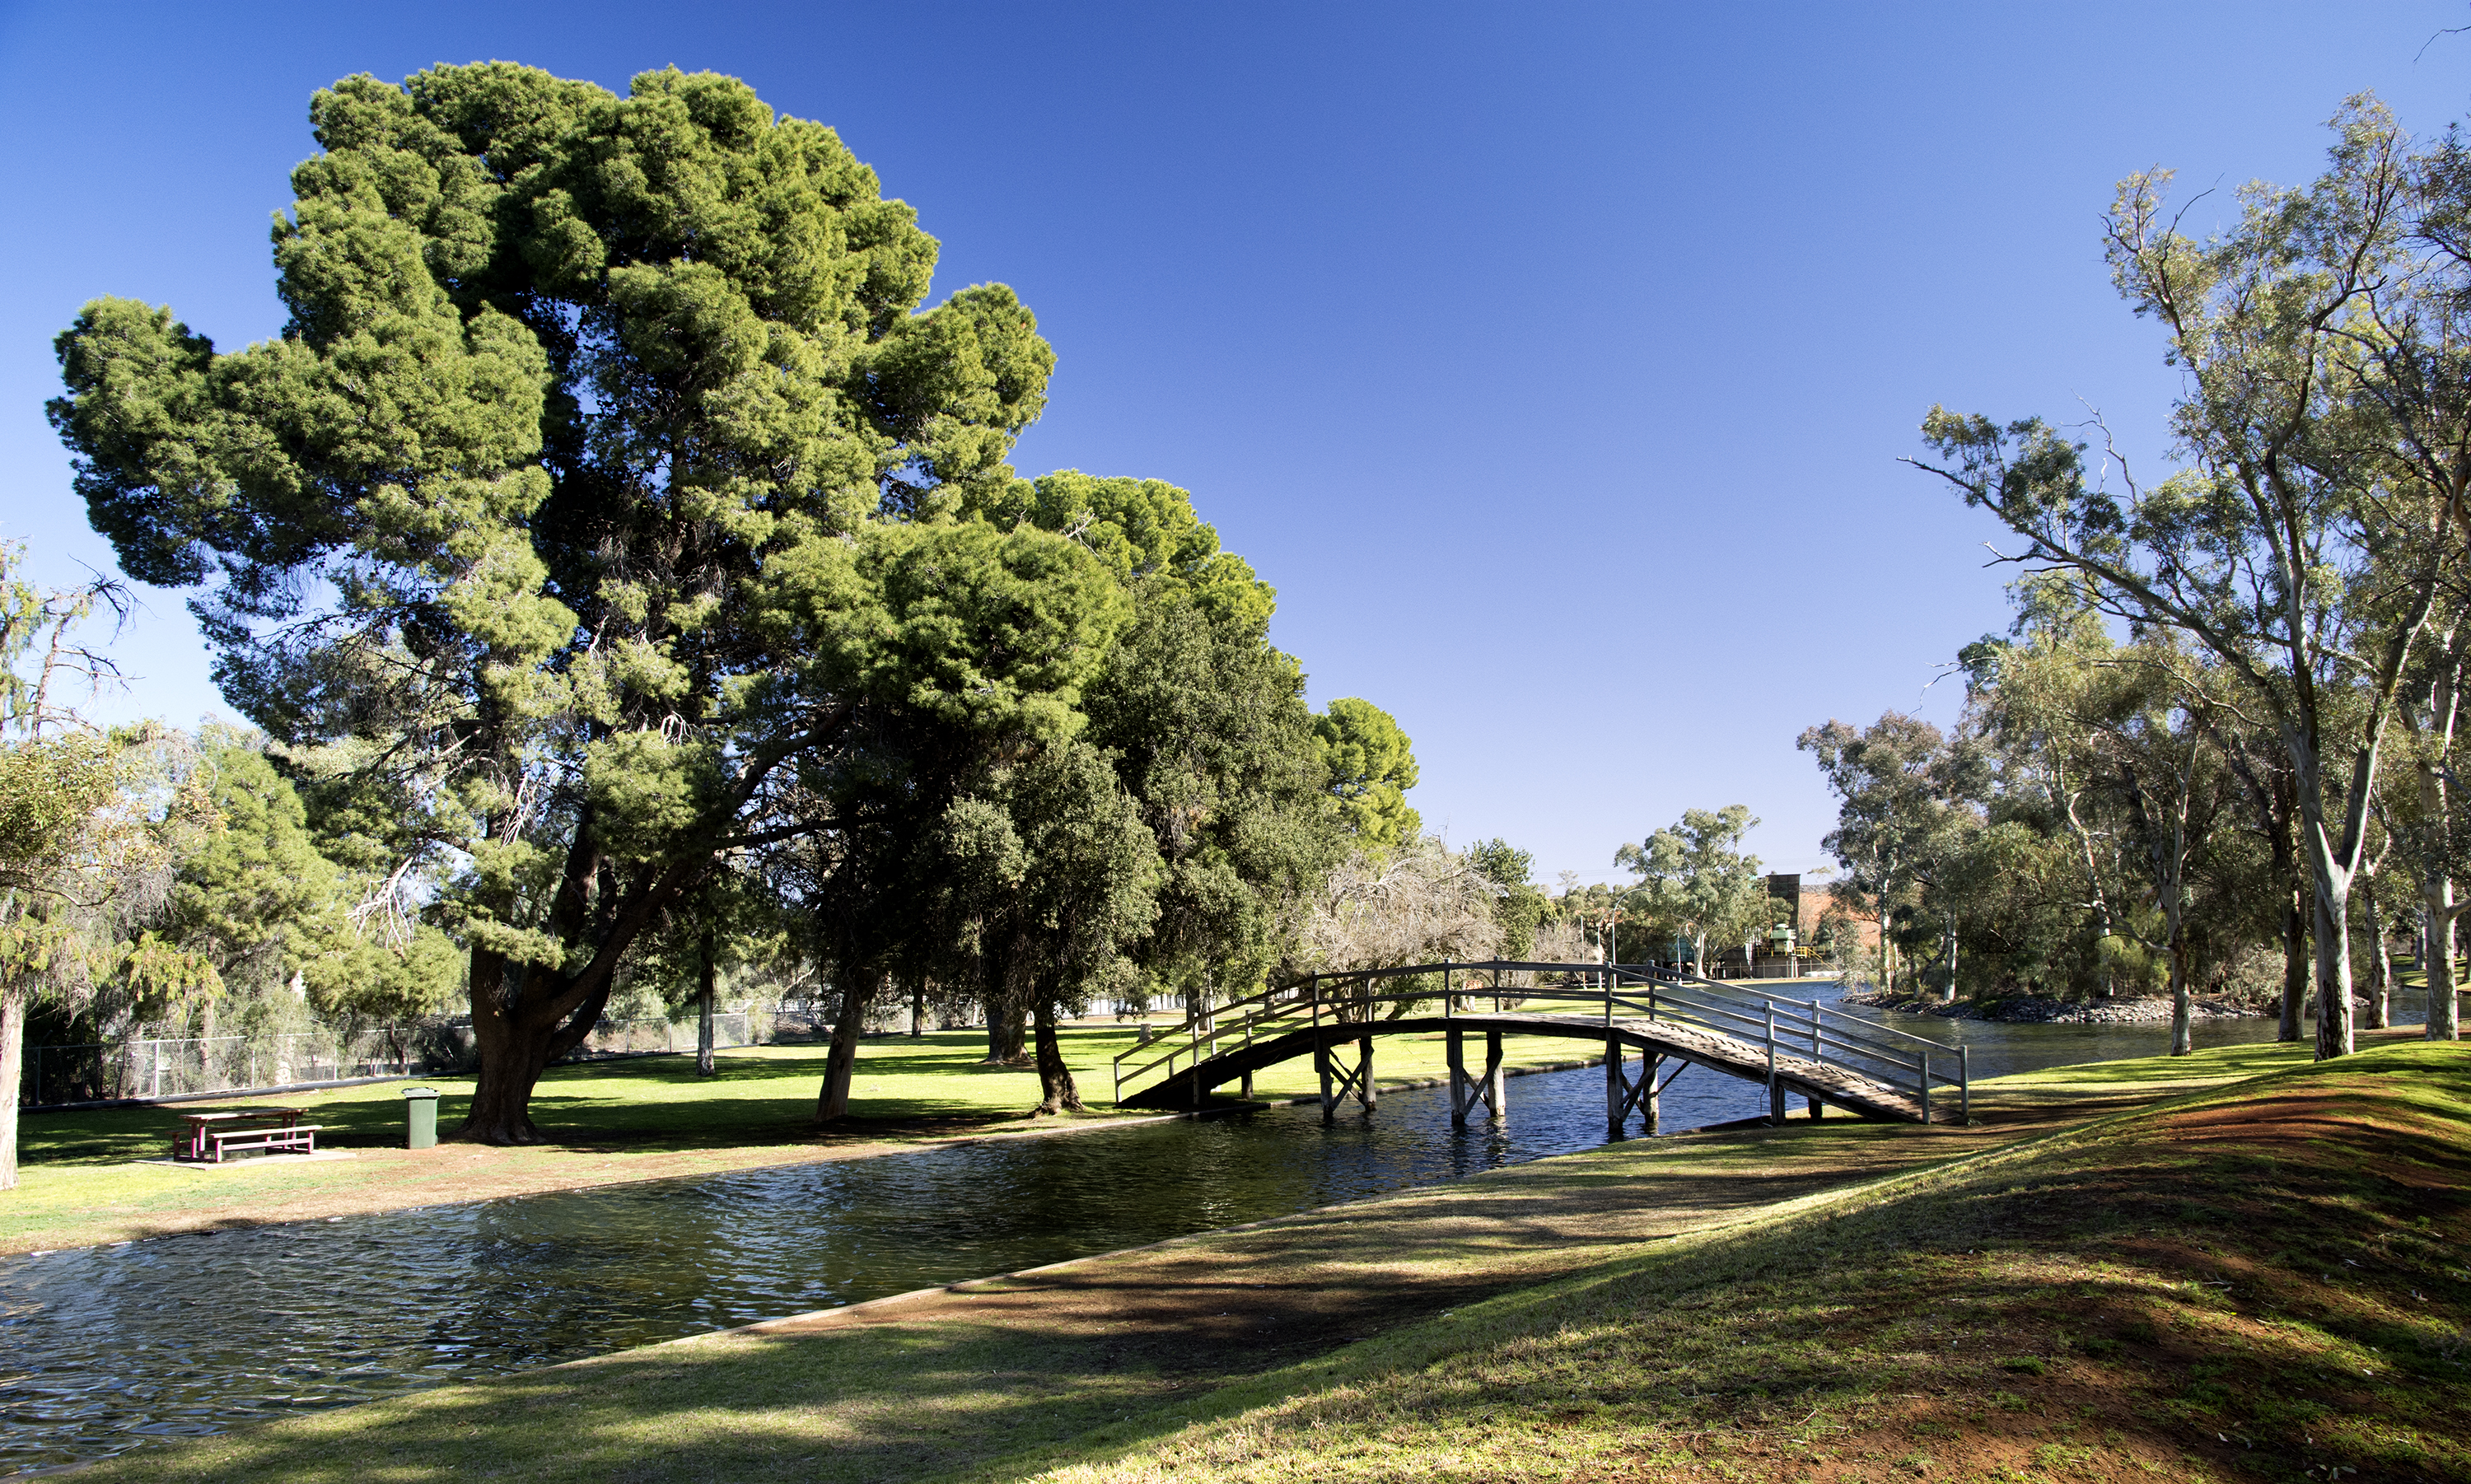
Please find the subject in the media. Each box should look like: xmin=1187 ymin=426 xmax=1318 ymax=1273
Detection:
xmin=0 ymin=983 xmax=25 ymax=1190
xmin=2314 ymin=887 xmax=2355 ymax=1061
xmin=2362 ymin=891 xmax=2389 ymax=1032
xmin=2428 ymin=884 xmax=2461 ymax=1041
xmin=2280 ymin=877 xmax=2309 ymax=1043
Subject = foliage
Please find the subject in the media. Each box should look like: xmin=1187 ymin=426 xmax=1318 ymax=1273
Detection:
xmin=47 ymin=63 xmax=1094 ymax=1140
xmin=1617 ymin=805 xmax=1765 ymax=977
xmin=1798 ymin=716 xmax=1982 ymax=995
xmin=1313 ymin=698 xmax=1421 ymax=856
xmin=1465 ymin=838 xmax=1547 ymax=959
xmin=1298 ymin=836 xmax=1500 ymax=982
xmin=1912 ymin=98 xmax=2471 ymax=1054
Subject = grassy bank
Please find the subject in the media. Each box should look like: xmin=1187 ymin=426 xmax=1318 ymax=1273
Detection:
xmin=54 ymin=1036 xmax=2448 ymax=1484
xmin=1022 ymin=1040 xmax=2471 ymax=1484
xmin=1 ymin=1022 xmax=1595 ymax=1254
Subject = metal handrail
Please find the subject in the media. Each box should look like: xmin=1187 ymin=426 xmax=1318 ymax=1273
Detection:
xmin=1109 ymin=959 xmax=1969 ymax=1118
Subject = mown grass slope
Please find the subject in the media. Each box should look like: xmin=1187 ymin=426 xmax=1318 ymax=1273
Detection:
xmin=1006 ymin=1041 xmax=2469 ymax=1484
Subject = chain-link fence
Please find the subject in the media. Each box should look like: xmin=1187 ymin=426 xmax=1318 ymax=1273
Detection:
xmin=567 ymin=1010 xmax=764 ymax=1057
xmin=19 ymin=1028 xmax=442 ymax=1107
xmin=20 ymin=1006 xmax=774 ymax=1107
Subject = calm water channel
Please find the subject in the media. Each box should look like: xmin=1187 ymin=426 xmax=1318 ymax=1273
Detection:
xmin=0 ymin=987 xmax=2305 ymax=1473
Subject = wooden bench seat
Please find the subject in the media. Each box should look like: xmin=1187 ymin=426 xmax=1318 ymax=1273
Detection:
xmin=200 ymin=1123 xmax=323 ymax=1161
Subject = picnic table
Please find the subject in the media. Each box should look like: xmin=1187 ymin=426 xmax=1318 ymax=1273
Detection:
xmin=170 ymin=1108 xmax=323 ymax=1163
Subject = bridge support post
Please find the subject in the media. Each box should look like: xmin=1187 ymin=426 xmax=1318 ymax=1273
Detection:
xmin=1447 ymin=1028 xmax=1468 ymax=1127
xmin=1315 ymin=1034 xmax=1374 ymax=1122
xmin=1768 ymin=1078 xmax=1787 ymax=1126
xmin=1241 ymin=1068 xmax=1254 ymax=1101
xmin=1605 ymin=1038 xmax=1657 ymax=1138
xmin=1448 ymin=1027 xmax=1504 ymax=1125
xmin=1604 ymin=1038 xmax=1622 ymax=1137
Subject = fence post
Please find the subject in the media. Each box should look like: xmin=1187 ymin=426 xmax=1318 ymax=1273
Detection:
xmin=1764 ymin=1000 xmax=1782 ymax=1126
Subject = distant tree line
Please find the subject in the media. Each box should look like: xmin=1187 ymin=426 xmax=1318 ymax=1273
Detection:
xmin=1810 ymin=97 xmax=2471 ymax=1059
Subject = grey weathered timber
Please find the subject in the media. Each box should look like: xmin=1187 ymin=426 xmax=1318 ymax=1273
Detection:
xmin=1111 ymin=961 xmax=1965 ymax=1127
xmin=1446 ymin=1025 xmax=1503 ymax=1126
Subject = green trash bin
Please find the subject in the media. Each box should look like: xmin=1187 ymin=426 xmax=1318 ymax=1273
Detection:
xmin=402 ymin=1085 xmax=441 ymax=1149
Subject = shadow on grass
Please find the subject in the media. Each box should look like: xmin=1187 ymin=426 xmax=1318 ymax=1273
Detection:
xmin=965 ymin=1042 xmax=2471 ymax=1484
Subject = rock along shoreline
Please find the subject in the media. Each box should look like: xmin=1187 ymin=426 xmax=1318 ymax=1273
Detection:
xmin=1838 ymin=990 xmax=2271 ymax=1024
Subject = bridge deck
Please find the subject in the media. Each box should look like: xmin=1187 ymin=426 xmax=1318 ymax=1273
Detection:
xmin=1119 ymin=1010 xmax=1927 ymax=1122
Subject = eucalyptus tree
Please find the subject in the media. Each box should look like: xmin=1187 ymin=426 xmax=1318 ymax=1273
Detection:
xmin=1797 ymin=717 xmax=1976 ymax=994
xmin=1914 ymin=100 xmax=2469 ymax=1056
xmin=1617 ymin=805 xmax=1764 ymax=979
xmin=49 ymin=64 xmax=1086 ymax=1140
xmin=1 ymin=544 xmax=222 ymax=1187
xmin=2377 ymin=588 xmax=2471 ymax=1039
xmin=1971 ymin=618 xmax=2230 ymax=1050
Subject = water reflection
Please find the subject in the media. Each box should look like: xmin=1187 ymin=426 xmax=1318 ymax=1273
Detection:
xmin=0 ymin=987 xmax=2329 ymax=1472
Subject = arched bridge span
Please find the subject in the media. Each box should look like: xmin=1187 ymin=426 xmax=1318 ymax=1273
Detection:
xmin=1113 ymin=963 xmax=1968 ymax=1136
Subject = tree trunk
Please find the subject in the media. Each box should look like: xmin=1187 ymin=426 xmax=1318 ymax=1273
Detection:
xmin=2314 ymin=886 xmax=2354 ymax=1061
xmin=909 ymin=975 xmax=924 ymax=1038
xmin=815 ymin=967 xmax=877 ymax=1123
xmin=696 ymin=925 xmax=717 ymax=1077
xmin=2362 ymin=891 xmax=2389 ymax=1032
xmin=2280 ymin=877 xmax=2309 ymax=1043
xmin=2427 ymin=882 xmax=2460 ymax=1042
xmin=1940 ymin=915 xmax=1958 ymax=1003
xmin=2168 ymin=920 xmax=2193 ymax=1057
xmin=460 ymin=950 xmax=610 ymax=1145
xmin=1031 ymin=994 xmax=1081 ymax=1114
xmin=984 ymin=993 xmax=1028 ymax=1065
xmin=0 ymin=982 xmax=25 ymax=1190
xmin=1874 ymin=908 xmax=1893 ymax=994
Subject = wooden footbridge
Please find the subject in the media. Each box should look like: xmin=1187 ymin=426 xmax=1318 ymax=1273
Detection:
xmin=1112 ymin=961 xmax=1969 ymax=1135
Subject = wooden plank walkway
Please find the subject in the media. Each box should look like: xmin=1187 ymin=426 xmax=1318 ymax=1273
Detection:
xmin=1120 ymin=1010 xmax=1926 ymax=1122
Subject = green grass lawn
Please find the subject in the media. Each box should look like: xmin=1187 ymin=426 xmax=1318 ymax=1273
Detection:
xmin=20 ymin=1021 xmax=1602 ymax=1167
xmin=54 ymin=1034 xmax=2455 ymax=1484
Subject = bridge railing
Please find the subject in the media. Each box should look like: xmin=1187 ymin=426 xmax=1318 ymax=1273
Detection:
xmin=1611 ymin=967 xmax=1969 ymax=1122
xmin=1109 ymin=959 xmax=1969 ymax=1122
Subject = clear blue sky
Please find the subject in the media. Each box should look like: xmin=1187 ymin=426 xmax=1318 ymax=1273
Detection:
xmin=2 ymin=2 xmax=2465 ymax=884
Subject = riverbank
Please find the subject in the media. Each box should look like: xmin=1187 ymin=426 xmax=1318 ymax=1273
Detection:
xmin=58 ymin=1033 xmax=2450 ymax=1484
xmin=0 ymin=1024 xmax=1599 ymax=1256
xmin=1842 ymin=988 xmax=2271 ymax=1023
